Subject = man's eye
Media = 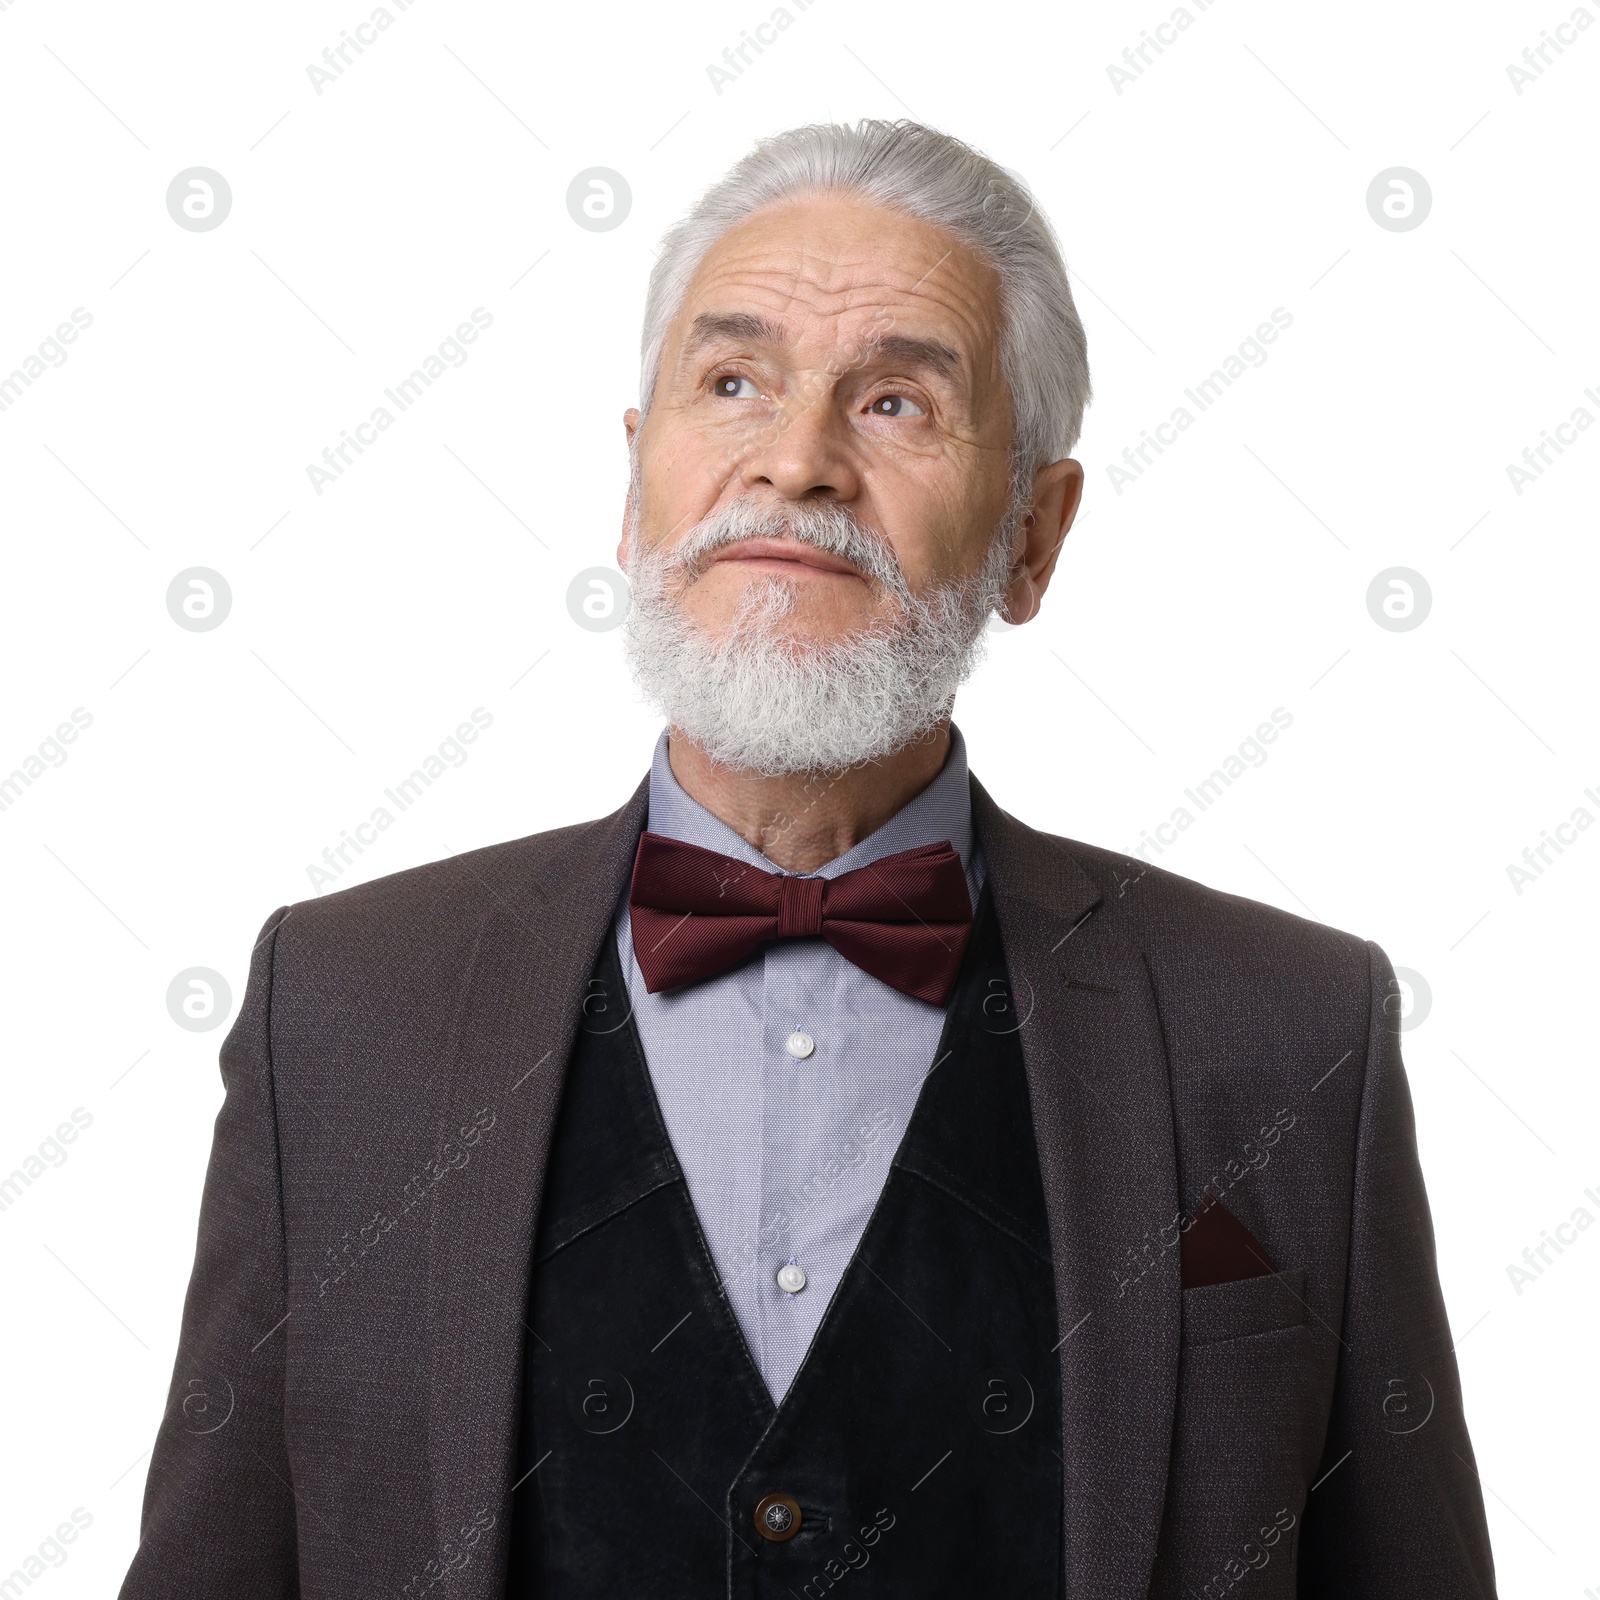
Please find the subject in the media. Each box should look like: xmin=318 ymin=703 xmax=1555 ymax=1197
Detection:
xmin=712 ymin=374 xmax=759 ymax=399
xmin=867 ymin=393 xmax=925 ymax=418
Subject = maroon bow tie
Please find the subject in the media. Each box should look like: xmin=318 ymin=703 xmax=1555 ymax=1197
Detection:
xmin=628 ymin=831 xmax=974 ymax=1005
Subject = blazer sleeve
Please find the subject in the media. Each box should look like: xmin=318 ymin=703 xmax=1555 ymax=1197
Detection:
xmin=120 ymin=905 xmax=300 ymax=1599
xmin=1296 ymin=941 xmax=1497 ymax=1597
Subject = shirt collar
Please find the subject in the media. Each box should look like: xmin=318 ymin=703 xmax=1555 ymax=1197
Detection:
xmin=643 ymin=725 xmax=978 ymax=883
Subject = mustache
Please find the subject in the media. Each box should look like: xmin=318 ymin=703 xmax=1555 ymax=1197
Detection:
xmin=659 ymin=498 xmax=910 ymax=597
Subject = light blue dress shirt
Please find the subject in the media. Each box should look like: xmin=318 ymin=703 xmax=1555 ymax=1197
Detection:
xmin=615 ymin=727 xmax=985 ymax=1404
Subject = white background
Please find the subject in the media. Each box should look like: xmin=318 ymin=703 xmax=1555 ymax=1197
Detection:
xmin=1 ymin=0 xmax=1596 ymax=1593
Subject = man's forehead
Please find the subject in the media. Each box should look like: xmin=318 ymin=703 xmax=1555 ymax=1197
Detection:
xmin=670 ymin=197 xmax=1001 ymax=361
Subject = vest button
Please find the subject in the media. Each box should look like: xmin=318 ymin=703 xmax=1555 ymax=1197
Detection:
xmin=753 ymin=1493 xmax=802 ymax=1541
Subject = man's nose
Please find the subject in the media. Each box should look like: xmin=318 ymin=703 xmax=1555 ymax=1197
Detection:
xmin=735 ymin=386 xmax=862 ymax=504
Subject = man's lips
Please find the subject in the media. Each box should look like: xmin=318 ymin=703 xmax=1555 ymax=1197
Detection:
xmin=706 ymin=538 xmax=864 ymax=579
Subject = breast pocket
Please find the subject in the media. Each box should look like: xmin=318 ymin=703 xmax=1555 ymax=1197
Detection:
xmin=1181 ymin=1268 xmax=1307 ymax=1347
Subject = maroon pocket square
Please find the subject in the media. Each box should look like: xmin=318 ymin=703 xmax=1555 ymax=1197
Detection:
xmin=1180 ymin=1193 xmax=1277 ymax=1289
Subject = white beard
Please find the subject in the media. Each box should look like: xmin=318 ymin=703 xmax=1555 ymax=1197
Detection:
xmin=622 ymin=490 xmax=1020 ymax=777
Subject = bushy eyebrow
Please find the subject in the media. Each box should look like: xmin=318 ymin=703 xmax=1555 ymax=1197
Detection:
xmin=683 ymin=311 xmax=965 ymax=387
xmin=854 ymin=331 xmax=961 ymax=381
xmin=683 ymin=311 xmax=789 ymax=356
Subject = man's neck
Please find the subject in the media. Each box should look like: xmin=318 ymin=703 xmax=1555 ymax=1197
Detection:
xmin=666 ymin=723 xmax=954 ymax=874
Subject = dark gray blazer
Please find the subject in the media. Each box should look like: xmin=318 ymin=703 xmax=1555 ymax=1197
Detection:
xmin=119 ymin=775 xmax=1497 ymax=1599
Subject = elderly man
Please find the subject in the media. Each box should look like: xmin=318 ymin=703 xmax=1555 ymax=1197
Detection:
xmin=121 ymin=121 xmax=1496 ymax=1599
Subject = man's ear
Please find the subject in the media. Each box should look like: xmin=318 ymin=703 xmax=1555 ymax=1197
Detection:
xmin=618 ymin=408 xmax=641 ymax=570
xmin=1003 ymin=457 xmax=1083 ymax=625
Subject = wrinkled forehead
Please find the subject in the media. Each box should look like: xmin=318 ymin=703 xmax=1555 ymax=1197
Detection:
xmin=663 ymin=194 xmax=1006 ymax=383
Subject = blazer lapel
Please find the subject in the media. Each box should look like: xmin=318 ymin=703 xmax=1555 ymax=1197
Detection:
xmin=973 ymin=777 xmax=1180 ymax=1600
xmin=425 ymin=776 xmax=649 ymax=1594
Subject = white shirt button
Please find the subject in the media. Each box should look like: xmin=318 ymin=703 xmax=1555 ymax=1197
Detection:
xmin=776 ymin=1262 xmax=808 ymax=1294
xmin=785 ymin=1030 xmax=815 ymax=1060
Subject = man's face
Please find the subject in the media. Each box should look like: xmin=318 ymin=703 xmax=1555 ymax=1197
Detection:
xmin=619 ymin=193 xmax=1024 ymax=646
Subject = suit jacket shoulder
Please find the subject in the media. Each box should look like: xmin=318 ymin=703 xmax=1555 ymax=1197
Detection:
xmin=972 ymin=780 xmax=1380 ymax=1065
xmin=262 ymin=778 xmax=651 ymax=1046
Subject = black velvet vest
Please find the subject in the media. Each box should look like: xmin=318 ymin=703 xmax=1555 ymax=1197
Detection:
xmin=506 ymin=889 xmax=1062 ymax=1598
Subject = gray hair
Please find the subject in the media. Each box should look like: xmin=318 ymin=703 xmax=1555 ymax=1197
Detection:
xmin=637 ymin=119 xmax=1091 ymax=489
